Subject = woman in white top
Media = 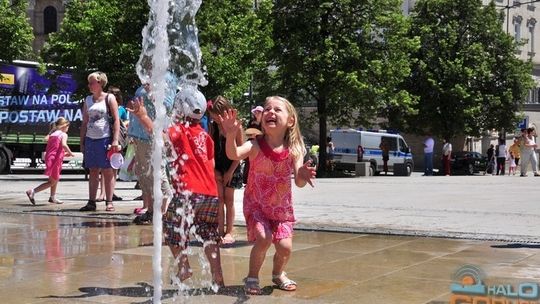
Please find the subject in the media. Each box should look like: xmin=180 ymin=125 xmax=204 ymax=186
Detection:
xmin=79 ymin=71 xmax=121 ymax=212
xmin=495 ymin=138 xmax=507 ymax=176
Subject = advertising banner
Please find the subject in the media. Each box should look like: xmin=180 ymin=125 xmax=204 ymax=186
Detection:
xmin=0 ymin=63 xmax=81 ymax=136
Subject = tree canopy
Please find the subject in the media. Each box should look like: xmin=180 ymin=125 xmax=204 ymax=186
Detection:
xmin=399 ymin=0 xmax=534 ymax=139
xmin=41 ymin=0 xmax=273 ymax=107
xmin=197 ymin=0 xmax=273 ymax=111
xmin=271 ymin=0 xmax=419 ymax=174
xmin=0 ymin=0 xmax=35 ymax=62
xmin=41 ymin=0 xmax=148 ymax=97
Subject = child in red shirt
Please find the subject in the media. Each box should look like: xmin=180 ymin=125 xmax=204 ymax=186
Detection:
xmin=129 ymin=86 xmax=223 ymax=289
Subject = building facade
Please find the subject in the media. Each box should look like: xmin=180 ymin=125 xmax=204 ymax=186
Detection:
xmin=25 ymin=0 xmax=67 ymax=52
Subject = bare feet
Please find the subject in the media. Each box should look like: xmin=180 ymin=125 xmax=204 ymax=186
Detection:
xmin=177 ymin=267 xmax=193 ymax=282
xmin=221 ymin=233 xmax=235 ymax=245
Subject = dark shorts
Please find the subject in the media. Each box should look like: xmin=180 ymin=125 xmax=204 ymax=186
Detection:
xmin=84 ymin=137 xmax=112 ymax=169
xmin=163 ymin=193 xmax=220 ymax=247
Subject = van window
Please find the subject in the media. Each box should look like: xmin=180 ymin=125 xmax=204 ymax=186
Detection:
xmin=399 ymin=138 xmax=408 ymax=152
xmin=363 ymin=134 xmax=380 ymax=149
xmin=382 ymin=136 xmax=397 ymax=151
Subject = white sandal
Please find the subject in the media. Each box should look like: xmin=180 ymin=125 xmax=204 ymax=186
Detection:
xmin=272 ymin=272 xmax=297 ymax=291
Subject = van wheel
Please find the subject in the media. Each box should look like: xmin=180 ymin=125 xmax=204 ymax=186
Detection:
xmin=406 ymin=164 xmax=413 ymax=176
xmin=370 ymin=164 xmax=376 ymax=176
xmin=0 ymin=150 xmax=8 ymax=174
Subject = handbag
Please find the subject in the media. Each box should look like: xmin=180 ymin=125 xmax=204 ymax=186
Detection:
xmin=105 ymin=94 xmax=128 ymax=149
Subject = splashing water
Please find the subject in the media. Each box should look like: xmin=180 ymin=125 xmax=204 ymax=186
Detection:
xmin=136 ymin=0 xmax=209 ymax=302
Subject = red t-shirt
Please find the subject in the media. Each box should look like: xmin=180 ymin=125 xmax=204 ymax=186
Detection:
xmin=168 ymin=122 xmax=217 ymax=196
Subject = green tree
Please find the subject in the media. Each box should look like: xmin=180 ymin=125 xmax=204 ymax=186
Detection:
xmin=271 ymin=0 xmax=418 ymax=175
xmin=401 ymin=0 xmax=533 ymax=139
xmin=197 ymin=0 xmax=273 ymax=111
xmin=0 ymin=0 xmax=35 ymax=61
xmin=42 ymin=0 xmax=148 ymax=96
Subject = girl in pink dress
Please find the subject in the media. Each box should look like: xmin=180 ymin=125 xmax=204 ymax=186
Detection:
xmin=219 ymin=96 xmax=316 ymax=295
xmin=26 ymin=117 xmax=74 ymax=205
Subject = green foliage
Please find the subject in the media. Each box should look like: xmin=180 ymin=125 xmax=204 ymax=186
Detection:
xmin=42 ymin=0 xmax=148 ymax=97
xmin=198 ymin=0 xmax=273 ymax=112
xmin=41 ymin=0 xmax=273 ymax=110
xmin=0 ymin=0 xmax=35 ymax=61
xmin=272 ymin=0 xmax=417 ymax=126
xmin=271 ymin=0 xmax=418 ymax=174
xmin=402 ymin=0 xmax=534 ymax=139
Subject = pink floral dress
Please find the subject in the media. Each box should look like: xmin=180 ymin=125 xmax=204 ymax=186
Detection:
xmin=243 ymin=136 xmax=295 ymax=242
xmin=44 ymin=130 xmax=65 ymax=181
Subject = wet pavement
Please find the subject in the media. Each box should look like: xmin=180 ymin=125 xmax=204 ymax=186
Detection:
xmin=1 ymin=174 xmax=540 ymax=303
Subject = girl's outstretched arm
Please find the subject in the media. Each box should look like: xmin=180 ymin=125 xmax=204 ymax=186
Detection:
xmin=219 ymin=109 xmax=254 ymax=160
xmin=61 ymin=134 xmax=75 ymax=157
xmin=293 ymin=157 xmax=316 ymax=188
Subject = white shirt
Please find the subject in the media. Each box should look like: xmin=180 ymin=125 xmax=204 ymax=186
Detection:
xmin=424 ymin=137 xmax=434 ymax=153
xmin=442 ymin=143 xmax=452 ymax=156
xmin=85 ymin=95 xmax=111 ymax=139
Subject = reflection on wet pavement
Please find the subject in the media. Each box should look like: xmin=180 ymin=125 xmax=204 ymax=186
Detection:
xmin=1 ymin=213 xmax=540 ymax=303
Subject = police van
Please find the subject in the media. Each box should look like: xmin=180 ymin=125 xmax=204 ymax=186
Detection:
xmin=330 ymin=129 xmax=414 ymax=176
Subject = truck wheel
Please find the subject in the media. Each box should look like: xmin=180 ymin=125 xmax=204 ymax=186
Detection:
xmin=0 ymin=150 xmax=8 ymax=174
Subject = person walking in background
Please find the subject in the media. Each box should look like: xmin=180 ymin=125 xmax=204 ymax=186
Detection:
xmin=379 ymin=138 xmax=389 ymax=175
xmin=495 ymin=138 xmax=507 ymax=176
xmin=423 ymin=133 xmax=434 ymax=176
xmin=441 ymin=138 xmax=452 ymax=176
xmin=207 ymin=96 xmax=244 ymax=245
xmin=508 ymin=151 xmax=517 ymax=175
xmin=247 ymin=105 xmax=263 ymax=130
xmin=129 ymin=88 xmax=224 ymax=288
xmin=521 ymin=128 xmax=540 ymax=177
xmin=508 ymin=137 xmax=521 ymax=174
xmin=79 ymin=72 xmax=120 ymax=212
xmin=26 ymin=117 xmax=74 ymax=205
xmin=219 ymin=96 xmax=316 ymax=295
xmin=486 ymin=144 xmax=495 ymax=175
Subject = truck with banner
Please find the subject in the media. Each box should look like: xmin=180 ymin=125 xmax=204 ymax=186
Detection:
xmin=0 ymin=61 xmax=82 ymax=173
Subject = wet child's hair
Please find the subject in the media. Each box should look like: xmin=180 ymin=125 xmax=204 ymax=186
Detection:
xmin=263 ymin=96 xmax=306 ymax=161
xmin=207 ymin=95 xmax=233 ymax=116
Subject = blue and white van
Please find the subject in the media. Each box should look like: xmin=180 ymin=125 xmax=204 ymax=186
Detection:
xmin=330 ymin=129 xmax=414 ymax=176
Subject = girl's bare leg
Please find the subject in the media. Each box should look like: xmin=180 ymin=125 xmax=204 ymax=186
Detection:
xmin=272 ymin=237 xmax=293 ymax=277
xmin=223 ymin=187 xmax=235 ymax=242
xmin=247 ymin=226 xmax=272 ymax=279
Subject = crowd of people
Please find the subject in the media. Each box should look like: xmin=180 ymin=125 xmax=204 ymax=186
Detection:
xmin=25 ymin=71 xmax=317 ymax=294
xmin=422 ymin=127 xmax=540 ymax=176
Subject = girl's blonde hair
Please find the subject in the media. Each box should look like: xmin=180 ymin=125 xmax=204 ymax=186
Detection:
xmin=264 ymin=96 xmax=306 ymax=161
xmin=207 ymin=95 xmax=233 ymax=115
xmin=49 ymin=117 xmax=70 ymax=134
xmin=87 ymin=71 xmax=108 ymax=88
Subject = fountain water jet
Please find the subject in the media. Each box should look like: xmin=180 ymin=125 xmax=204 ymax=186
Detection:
xmin=136 ymin=0 xmax=208 ymax=302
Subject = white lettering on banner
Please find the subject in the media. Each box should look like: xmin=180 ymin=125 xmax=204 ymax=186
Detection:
xmin=0 ymin=109 xmax=83 ymax=124
xmin=1 ymin=94 xmax=77 ymax=106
